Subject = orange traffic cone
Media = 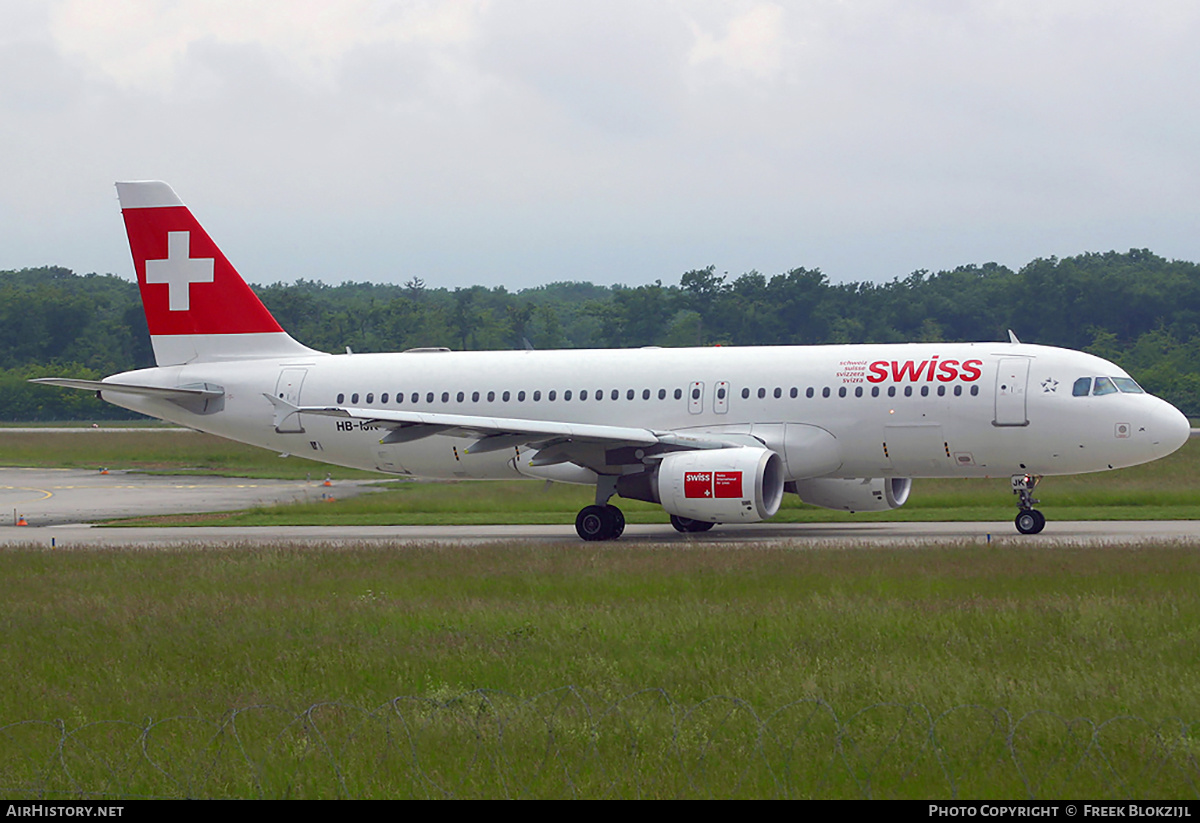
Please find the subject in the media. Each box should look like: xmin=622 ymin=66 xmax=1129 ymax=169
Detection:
xmin=16 ymin=516 xmax=27 ymax=526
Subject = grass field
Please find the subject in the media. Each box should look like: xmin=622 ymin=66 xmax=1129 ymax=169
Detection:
xmin=2 ymin=430 xmax=1199 ymax=797
xmin=2 ymin=541 xmax=1200 ymax=799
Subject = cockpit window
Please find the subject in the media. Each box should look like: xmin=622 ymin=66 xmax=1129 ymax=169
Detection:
xmin=1113 ymin=377 xmax=1144 ymax=394
xmin=1072 ymin=377 xmax=1092 ymax=397
xmin=1092 ymin=376 xmax=1118 ymax=396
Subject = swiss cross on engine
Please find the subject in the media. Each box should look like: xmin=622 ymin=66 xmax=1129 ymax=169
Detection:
xmin=144 ymin=231 xmax=215 ymax=311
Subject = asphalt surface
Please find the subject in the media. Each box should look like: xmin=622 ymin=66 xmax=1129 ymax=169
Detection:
xmin=0 ymin=467 xmax=1196 ymax=548
xmin=0 ymin=467 xmax=370 ymax=527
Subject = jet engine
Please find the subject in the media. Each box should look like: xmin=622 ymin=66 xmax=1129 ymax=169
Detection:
xmin=789 ymin=477 xmax=912 ymax=512
xmin=618 ymin=446 xmax=785 ymax=523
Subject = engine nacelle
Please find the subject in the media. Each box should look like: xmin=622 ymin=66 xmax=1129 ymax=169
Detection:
xmin=654 ymin=447 xmax=785 ymax=523
xmin=789 ymin=477 xmax=912 ymax=512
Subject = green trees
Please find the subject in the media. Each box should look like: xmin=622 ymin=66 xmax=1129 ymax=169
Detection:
xmin=6 ymin=247 xmax=1200 ymax=419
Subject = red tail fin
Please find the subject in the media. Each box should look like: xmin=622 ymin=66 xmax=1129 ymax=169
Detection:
xmin=116 ymin=181 xmax=314 ymax=365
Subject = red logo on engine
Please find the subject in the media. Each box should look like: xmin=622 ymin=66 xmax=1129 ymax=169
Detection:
xmin=685 ymin=471 xmax=743 ymax=499
xmin=684 ymin=472 xmax=713 ymax=498
xmin=714 ymin=472 xmax=742 ymax=498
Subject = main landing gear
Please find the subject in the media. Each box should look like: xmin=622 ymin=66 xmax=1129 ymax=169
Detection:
xmin=1011 ymin=474 xmax=1046 ymax=534
xmin=575 ymin=504 xmax=625 ymax=541
xmin=575 ymin=475 xmax=625 ymax=541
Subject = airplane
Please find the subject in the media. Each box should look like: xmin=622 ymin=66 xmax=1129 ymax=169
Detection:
xmin=34 ymin=181 xmax=1192 ymax=540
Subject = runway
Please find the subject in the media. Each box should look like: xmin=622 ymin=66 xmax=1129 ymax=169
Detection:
xmin=0 ymin=467 xmax=1196 ymax=549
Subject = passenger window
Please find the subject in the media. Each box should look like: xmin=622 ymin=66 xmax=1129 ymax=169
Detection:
xmin=351 ymin=393 xmax=359 ymax=404
xmin=904 ymin=386 xmax=913 ymax=397
xmin=658 ymin=389 xmax=666 ymax=400
xmin=954 ymin=385 xmax=962 ymax=396
xmin=742 ymin=388 xmax=750 ymax=399
xmin=457 ymin=391 xmax=465 ymax=402
xmin=442 ymin=392 xmax=450 ymax=403
xmin=1093 ymin=377 xmax=1118 ymax=396
xmin=549 ymin=391 xmax=556 ymax=401
xmin=888 ymin=386 xmax=896 ymax=397
xmin=518 ymin=391 xmax=526 ymax=402
xmin=790 ymin=388 xmax=798 ymax=398
xmin=472 ymin=391 xmax=480 ymax=402
xmin=381 ymin=393 xmax=389 ymax=404
xmin=643 ymin=389 xmax=651 ymax=400
xmin=806 ymin=388 xmax=814 ymax=398
xmin=970 ymin=385 xmax=979 ymax=396
xmin=774 ymin=387 xmax=782 ymax=399
xmin=533 ymin=390 xmax=541 ymax=401
xmin=691 ymin=387 xmax=700 ymax=400
xmin=627 ymin=389 xmax=635 ymax=400
xmin=838 ymin=387 xmax=847 ymax=398
xmin=366 ymin=393 xmax=374 ymax=404
xmin=822 ymin=387 xmax=830 ymax=398
xmin=855 ymin=386 xmax=863 ymax=398
xmin=920 ymin=386 xmax=929 ymax=397
xmin=936 ymin=386 xmax=944 ymax=397
xmin=758 ymin=387 xmax=766 ymax=399
xmin=487 ymin=391 xmax=495 ymax=402
xmin=503 ymin=391 xmax=511 ymax=402
xmin=411 ymin=392 xmax=419 ymax=404
xmin=674 ymin=389 xmax=683 ymax=400
xmin=612 ymin=389 xmax=620 ymax=400
xmin=871 ymin=386 xmax=879 ymax=397
xmin=337 ymin=393 xmax=345 ymax=404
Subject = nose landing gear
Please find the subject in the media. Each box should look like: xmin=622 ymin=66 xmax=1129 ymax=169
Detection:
xmin=1011 ymin=474 xmax=1046 ymax=534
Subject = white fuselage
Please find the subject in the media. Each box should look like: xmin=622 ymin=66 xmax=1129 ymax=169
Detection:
xmin=101 ymin=341 xmax=1191 ymax=484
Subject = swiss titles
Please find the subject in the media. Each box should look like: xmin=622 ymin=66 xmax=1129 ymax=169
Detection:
xmin=866 ymin=357 xmax=983 ymax=384
xmin=836 ymin=359 xmax=868 ymax=384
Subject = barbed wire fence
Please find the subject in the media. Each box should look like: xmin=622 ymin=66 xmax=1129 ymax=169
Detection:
xmin=2 ymin=689 xmax=1197 ymax=799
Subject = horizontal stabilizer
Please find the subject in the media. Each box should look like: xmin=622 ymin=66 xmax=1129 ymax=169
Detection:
xmin=30 ymin=378 xmax=224 ymax=400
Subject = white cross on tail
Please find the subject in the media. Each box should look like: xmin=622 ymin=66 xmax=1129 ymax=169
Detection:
xmin=144 ymin=231 xmax=214 ymax=311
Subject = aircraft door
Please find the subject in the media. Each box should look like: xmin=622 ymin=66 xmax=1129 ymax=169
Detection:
xmin=994 ymin=358 xmax=1030 ymax=426
xmin=273 ymin=368 xmax=307 ymax=433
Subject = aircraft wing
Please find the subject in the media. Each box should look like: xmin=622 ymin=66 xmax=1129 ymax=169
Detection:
xmin=270 ymin=396 xmax=752 ymax=471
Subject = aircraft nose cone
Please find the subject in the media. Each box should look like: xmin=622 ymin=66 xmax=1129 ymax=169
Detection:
xmin=1152 ymin=400 xmax=1191 ymax=459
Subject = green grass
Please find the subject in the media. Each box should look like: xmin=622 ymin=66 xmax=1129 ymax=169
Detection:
xmin=1 ymin=541 xmax=1199 ymax=798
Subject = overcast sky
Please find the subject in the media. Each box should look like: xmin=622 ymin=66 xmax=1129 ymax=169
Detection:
xmin=2 ymin=0 xmax=1198 ymax=290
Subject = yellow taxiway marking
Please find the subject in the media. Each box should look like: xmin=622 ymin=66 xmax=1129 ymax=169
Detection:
xmin=0 ymin=486 xmax=54 ymax=504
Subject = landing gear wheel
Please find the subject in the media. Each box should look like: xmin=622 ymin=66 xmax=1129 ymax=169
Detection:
xmin=576 ymin=505 xmax=624 ymax=541
xmin=670 ymin=515 xmax=716 ymax=533
xmin=1015 ymin=509 xmax=1046 ymax=535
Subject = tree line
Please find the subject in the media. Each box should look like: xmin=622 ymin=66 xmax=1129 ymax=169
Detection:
xmin=4 ymin=248 xmax=1200 ymax=420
